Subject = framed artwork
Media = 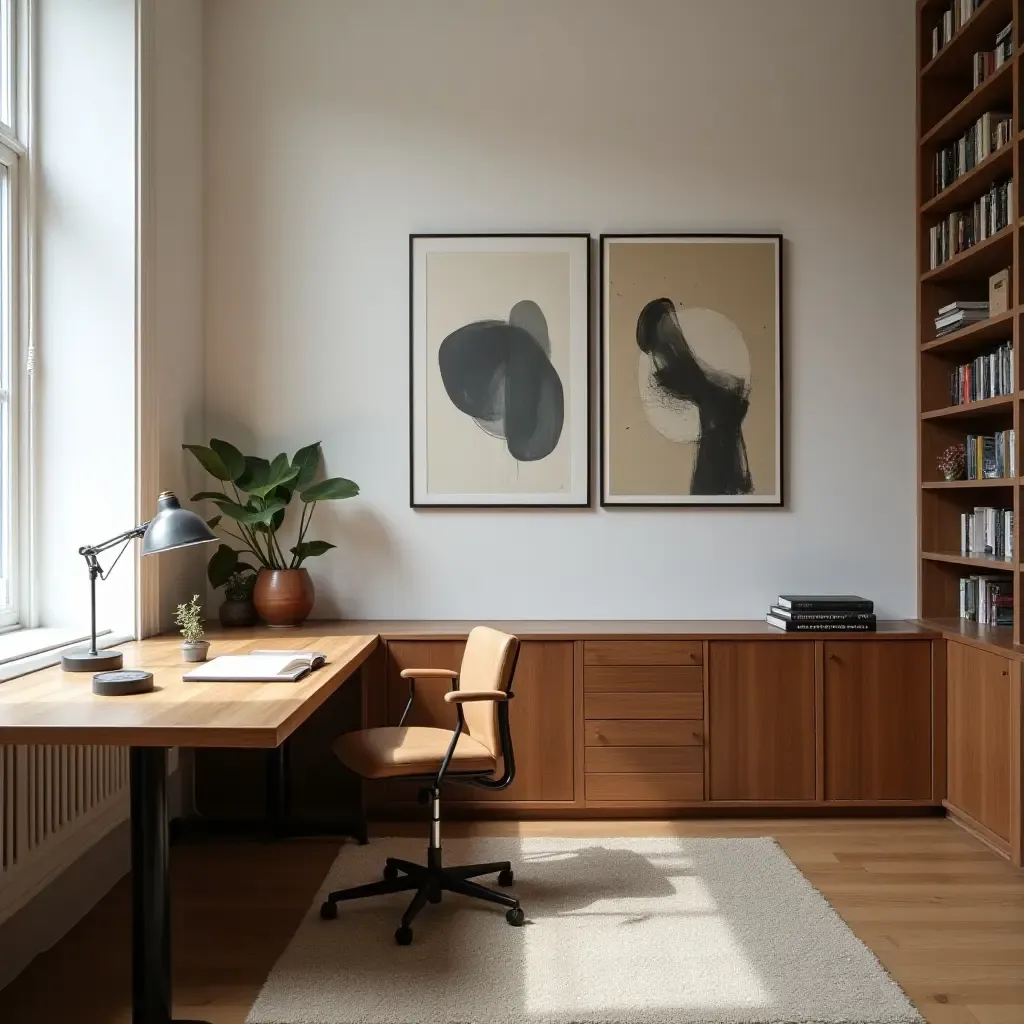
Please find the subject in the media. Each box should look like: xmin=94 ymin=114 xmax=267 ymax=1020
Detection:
xmin=600 ymin=233 xmax=783 ymax=507
xmin=410 ymin=233 xmax=591 ymax=507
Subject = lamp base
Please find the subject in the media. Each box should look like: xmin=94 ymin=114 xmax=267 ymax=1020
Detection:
xmin=62 ymin=648 xmax=123 ymax=673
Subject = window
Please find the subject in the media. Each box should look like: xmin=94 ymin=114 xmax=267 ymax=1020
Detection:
xmin=0 ymin=0 xmax=26 ymax=630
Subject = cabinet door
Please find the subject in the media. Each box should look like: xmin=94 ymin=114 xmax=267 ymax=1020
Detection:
xmin=823 ymin=641 xmax=932 ymax=801
xmin=384 ymin=639 xmax=574 ymax=803
xmin=947 ymin=641 xmax=1013 ymax=841
xmin=708 ymin=641 xmax=816 ymax=801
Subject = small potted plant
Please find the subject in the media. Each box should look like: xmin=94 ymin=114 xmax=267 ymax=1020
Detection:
xmin=174 ymin=594 xmax=210 ymax=662
xmin=219 ymin=569 xmax=257 ymax=628
xmin=938 ymin=443 xmax=966 ymax=482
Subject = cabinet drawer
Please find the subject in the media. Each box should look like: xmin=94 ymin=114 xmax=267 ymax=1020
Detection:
xmin=584 ymin=692 xmax=703 ymax=720
xmin=584 ymin=665 xmax=702 ymax=693
xmin=583 ymin=641 xmax=702 ymax=667
xmin=585 ymin=720 xmax=703 ymax=746
xmin=585 ymin=772 xmax=704 ymax=802
xmin=585 ymin=746 xmax=703 ymax=774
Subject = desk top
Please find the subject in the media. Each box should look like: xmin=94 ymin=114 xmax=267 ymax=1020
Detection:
xmin=0 ymin=633 xmax=377 ymax=748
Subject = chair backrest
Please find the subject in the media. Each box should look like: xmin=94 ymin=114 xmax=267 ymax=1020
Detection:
xmin=458 ymin=626 xmax=519 ymax=758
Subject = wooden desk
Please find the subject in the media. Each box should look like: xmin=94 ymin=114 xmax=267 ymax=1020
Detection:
xmin=0 ymin=632 xmax=377 ymax=1024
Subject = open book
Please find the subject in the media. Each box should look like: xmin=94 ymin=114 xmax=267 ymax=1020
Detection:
xmin=183 ymin=650 xmax=327 ymax=683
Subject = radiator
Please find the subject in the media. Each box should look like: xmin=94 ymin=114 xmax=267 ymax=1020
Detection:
xmin=0 ymin=744 xmax=130 ymax=925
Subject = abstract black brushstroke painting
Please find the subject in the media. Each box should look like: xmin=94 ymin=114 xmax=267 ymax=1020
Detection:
xmin=636 ymin=297 xmax=752 ymax=495
xmin=438 ymin=300 xmax=564 ymax=462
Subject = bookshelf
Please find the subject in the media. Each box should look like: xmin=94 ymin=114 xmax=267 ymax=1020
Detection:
xmin=917 ymin=0 xmax=1020 ymax=651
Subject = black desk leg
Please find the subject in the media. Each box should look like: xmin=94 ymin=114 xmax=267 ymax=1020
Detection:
xmin=130 ymin=746 xmax=210 ymax=1024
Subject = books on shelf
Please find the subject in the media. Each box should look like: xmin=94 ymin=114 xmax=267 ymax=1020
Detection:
xmin=766 ymin=596 xmax=876 ymax=632
xmin=964 ymin=430 xmax=1015 ymax=479
xmin=933 ymin=112 xmax=1012 ymax=194
xmin=935 ymin=301 xmax=990 ymax=336
xmin=928 ymin=179 xmax=1014 ymax=269
xmin=949 ymin=341 xmax=1013 ymax=403
xmin=995 ymin=22 xmax=1014 ymax=65
xmin=959 ymin=574 xmax=1013 ymax=625
xmin=932 ymin=1 xmax=986 ymax=59
xmin=961 ymin=506 xmax=1014 ymax=560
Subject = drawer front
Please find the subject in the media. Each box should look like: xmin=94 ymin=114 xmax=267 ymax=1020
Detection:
xmin=585 ymin=772 xmax=704 ymax=802
xmin=583 ymin=640 xmax=702 ymax=667
xmin=585 ymin=719 xmax=703 ymax=746
xmin=585 ymin=745 xmax=703 ymax=774
xmin=584 ymin=665 xmax=703 ymax=693
xmin=584 ymin=692 xmax=703 ymax=720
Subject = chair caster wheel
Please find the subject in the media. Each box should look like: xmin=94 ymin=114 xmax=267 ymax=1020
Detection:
xmin=497 ymin=868 xmax=514 ymax=886
xmin=319 ymin=901 xmax=337 ymax=920
xmin=383 ymin=863 xmax=399 ymax=881
xmin=395 ymin=925 xmax=413 ymax=945
xmin=506 ymin=906 xmax=525 ymax=927
xmin=429 ymin=888 xmax=442 ymax=904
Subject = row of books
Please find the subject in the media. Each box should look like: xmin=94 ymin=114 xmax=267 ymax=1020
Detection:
xmin=949 ymin=340 xmax=1013 ymax=403
xmin=928 ymin=179 xmax=1014 ymax=269
xmin=765 ymin=595 xmax=875 ymax=633
xmin=935 ymin=299 xmax=990 ymax=337
xmin=973 ymin=26 xmax=1014 ymax=88
xmin=959 ymin=575 xmax=1013 ymax=626
xmin=931 ymin=0 xmax=986 ymax=59
xmin=964 ymin=429 xmax=1015 ymax=479
xmin=960 ymin=506 xmax=1014 ymax=560
xmin=933 ymin=111 xmax=1011 ymax=194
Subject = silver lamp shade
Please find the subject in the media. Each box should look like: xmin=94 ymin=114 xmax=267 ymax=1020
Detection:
xmin=141 ymin=491 xmax=217 ymax=556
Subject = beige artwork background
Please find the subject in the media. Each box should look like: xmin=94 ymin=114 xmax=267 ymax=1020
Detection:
xmin=425 ymin=251 xmax=571 ymax=495
xmin=605 ymin=240 xmax=779 ymax=498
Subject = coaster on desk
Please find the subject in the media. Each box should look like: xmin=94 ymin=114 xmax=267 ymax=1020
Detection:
xmin=92 ymin=669 xmax=154 ymax=696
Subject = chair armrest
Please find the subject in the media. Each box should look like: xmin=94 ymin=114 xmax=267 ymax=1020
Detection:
xmin=400 ymin=668 xmax=458 ymax=680
xmin=443 ymin=690 xmax=508 ymax=703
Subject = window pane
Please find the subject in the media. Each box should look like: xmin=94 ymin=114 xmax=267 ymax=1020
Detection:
xmin=0 ymin=161 xmax=11 ymax=612
xmin=0 ymin=0 xmax=10 ymax=128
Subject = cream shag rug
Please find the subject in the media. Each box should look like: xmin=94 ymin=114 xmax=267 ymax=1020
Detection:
xmin=247 ymin=836 xmax=921 ymax=1024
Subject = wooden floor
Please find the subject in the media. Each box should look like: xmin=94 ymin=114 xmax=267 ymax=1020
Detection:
xmin=0 ymin=818 xmax=1021 ymax=1023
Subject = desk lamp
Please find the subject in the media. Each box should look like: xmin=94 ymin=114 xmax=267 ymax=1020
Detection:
xmin=61 ymin=491 xmax=216 ymax=673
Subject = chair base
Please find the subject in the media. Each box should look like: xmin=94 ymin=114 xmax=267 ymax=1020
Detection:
xmin=319 ymin=849 xmax=525 ymax=944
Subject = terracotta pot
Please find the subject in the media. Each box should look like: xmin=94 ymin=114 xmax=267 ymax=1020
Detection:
xmin=253 ymin=568 xmax=315 ymax=627
xmin=219 ymin=598 xmax=257 ymax=628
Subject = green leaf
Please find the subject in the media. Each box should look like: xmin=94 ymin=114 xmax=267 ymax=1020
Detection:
xmin=234 ymin=498 xmax=287 ymax=526
xmin=291 ymin=442 xmax=322 ymax=491
xmin=191 ymin=491 xmax=232 ymax=503
xmin=206 ymin=515 xmax=222 ymax=530
xmin=209 ymin=439 xmax=246 ymax=481
xmin=290 ymin=540 xmax=336 ymax=561
xmin=207 ymin=544 xmax=240 ymax=588
xmin=183 ymin=444 xmax=232 ymax=481
xmin=300 ymin=477 xmax=360 ymax=502
xmin=209 ymin=498 xmax=252 ymax=521
xmin=236 ymin=456 xmax=270 ymax=493
xmin=246 ymin=453 xmax=300 ymax=498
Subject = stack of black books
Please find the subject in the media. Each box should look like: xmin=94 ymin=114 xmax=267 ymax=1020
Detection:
xmin=766 ymin=596 xmax=876 ymax=632
xmin=934 ymin=301 xmax=989 ymax=337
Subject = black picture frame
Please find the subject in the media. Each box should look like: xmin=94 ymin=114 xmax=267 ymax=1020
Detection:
xmin=409 ymin=233 xmax=593 ymax=509
xmin=598 ymin=232 xmax=785 ymax=508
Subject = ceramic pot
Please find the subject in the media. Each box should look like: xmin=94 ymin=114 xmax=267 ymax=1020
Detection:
xmin=253 ymin=568 xmax=314 ymax=627
xmin=181 ymin=640 xmax=210 ymax=663
xmin=219 ymin=598 xmax=257 ymax=628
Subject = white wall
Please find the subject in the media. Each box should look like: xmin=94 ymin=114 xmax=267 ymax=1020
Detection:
xmin=204 ymin=0 xmax=917 ymax=619
xmin=36 ymin=0 xmax=137 ymax=632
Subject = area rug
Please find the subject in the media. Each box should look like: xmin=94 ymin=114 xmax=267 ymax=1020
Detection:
xmin=246 ymin=836 xmax=921 ymax=1024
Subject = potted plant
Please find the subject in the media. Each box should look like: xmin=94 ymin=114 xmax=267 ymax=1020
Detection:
xmin=184 ymin=439 xmax=359 ymax=627
xmin=938 ymin=443 xmax=965 ymax=482
xmin=175 ymin=594 xmax=210 ymax=662
xmin=218 ymin=569 xmax=258 ymax=628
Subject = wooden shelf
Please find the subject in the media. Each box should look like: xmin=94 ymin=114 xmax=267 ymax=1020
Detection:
xmin=921 ymin=143 xmax=1014 ymax=216
xmin=920 ymin=223 xmax=1014 ymax=283
xmin=921 ymin=311 xmax=1014 ymax=353
xmin=916 ymin=616 xmax=1020 ymax=657
xmin=921 ymin=56 xmax=1013 ymax=147
xmin=922 ymin=550 xmax=1015 ymax=570
xmin=921 ymin=394 xmax=1015 ymax=420
xmin=920 ymin=1 xmax=1015 ymax=83
xmin=921 ymin=478 xmax=1015 ymax=489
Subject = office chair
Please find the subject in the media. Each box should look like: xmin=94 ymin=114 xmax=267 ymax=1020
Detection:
xmin=321 ymin=626 xmax=523 ymax=945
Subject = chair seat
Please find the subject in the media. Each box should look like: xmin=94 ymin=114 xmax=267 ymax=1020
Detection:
xmin=333 ymin=726 xmax=497 ymax=779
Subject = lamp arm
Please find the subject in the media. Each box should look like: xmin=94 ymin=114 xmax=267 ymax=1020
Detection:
xmin=77 ymin=523 xmax=148 ymax=657
xmin=78 ymin=523 xmax=149 ymax=560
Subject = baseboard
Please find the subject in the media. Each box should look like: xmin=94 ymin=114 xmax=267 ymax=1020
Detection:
xmin=0 ymin=768 xmax=183 ymax=993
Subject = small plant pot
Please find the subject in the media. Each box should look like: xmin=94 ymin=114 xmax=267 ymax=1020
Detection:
xmin=253 ymin=568 xmax=315 ymax=627
xmin=219 ymin=598 xmax=257 ymax=628
xmin=181 ymin=640 xmax=211 ymax=663
xmin=942 ymin=470 xmax=962 ymax=482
